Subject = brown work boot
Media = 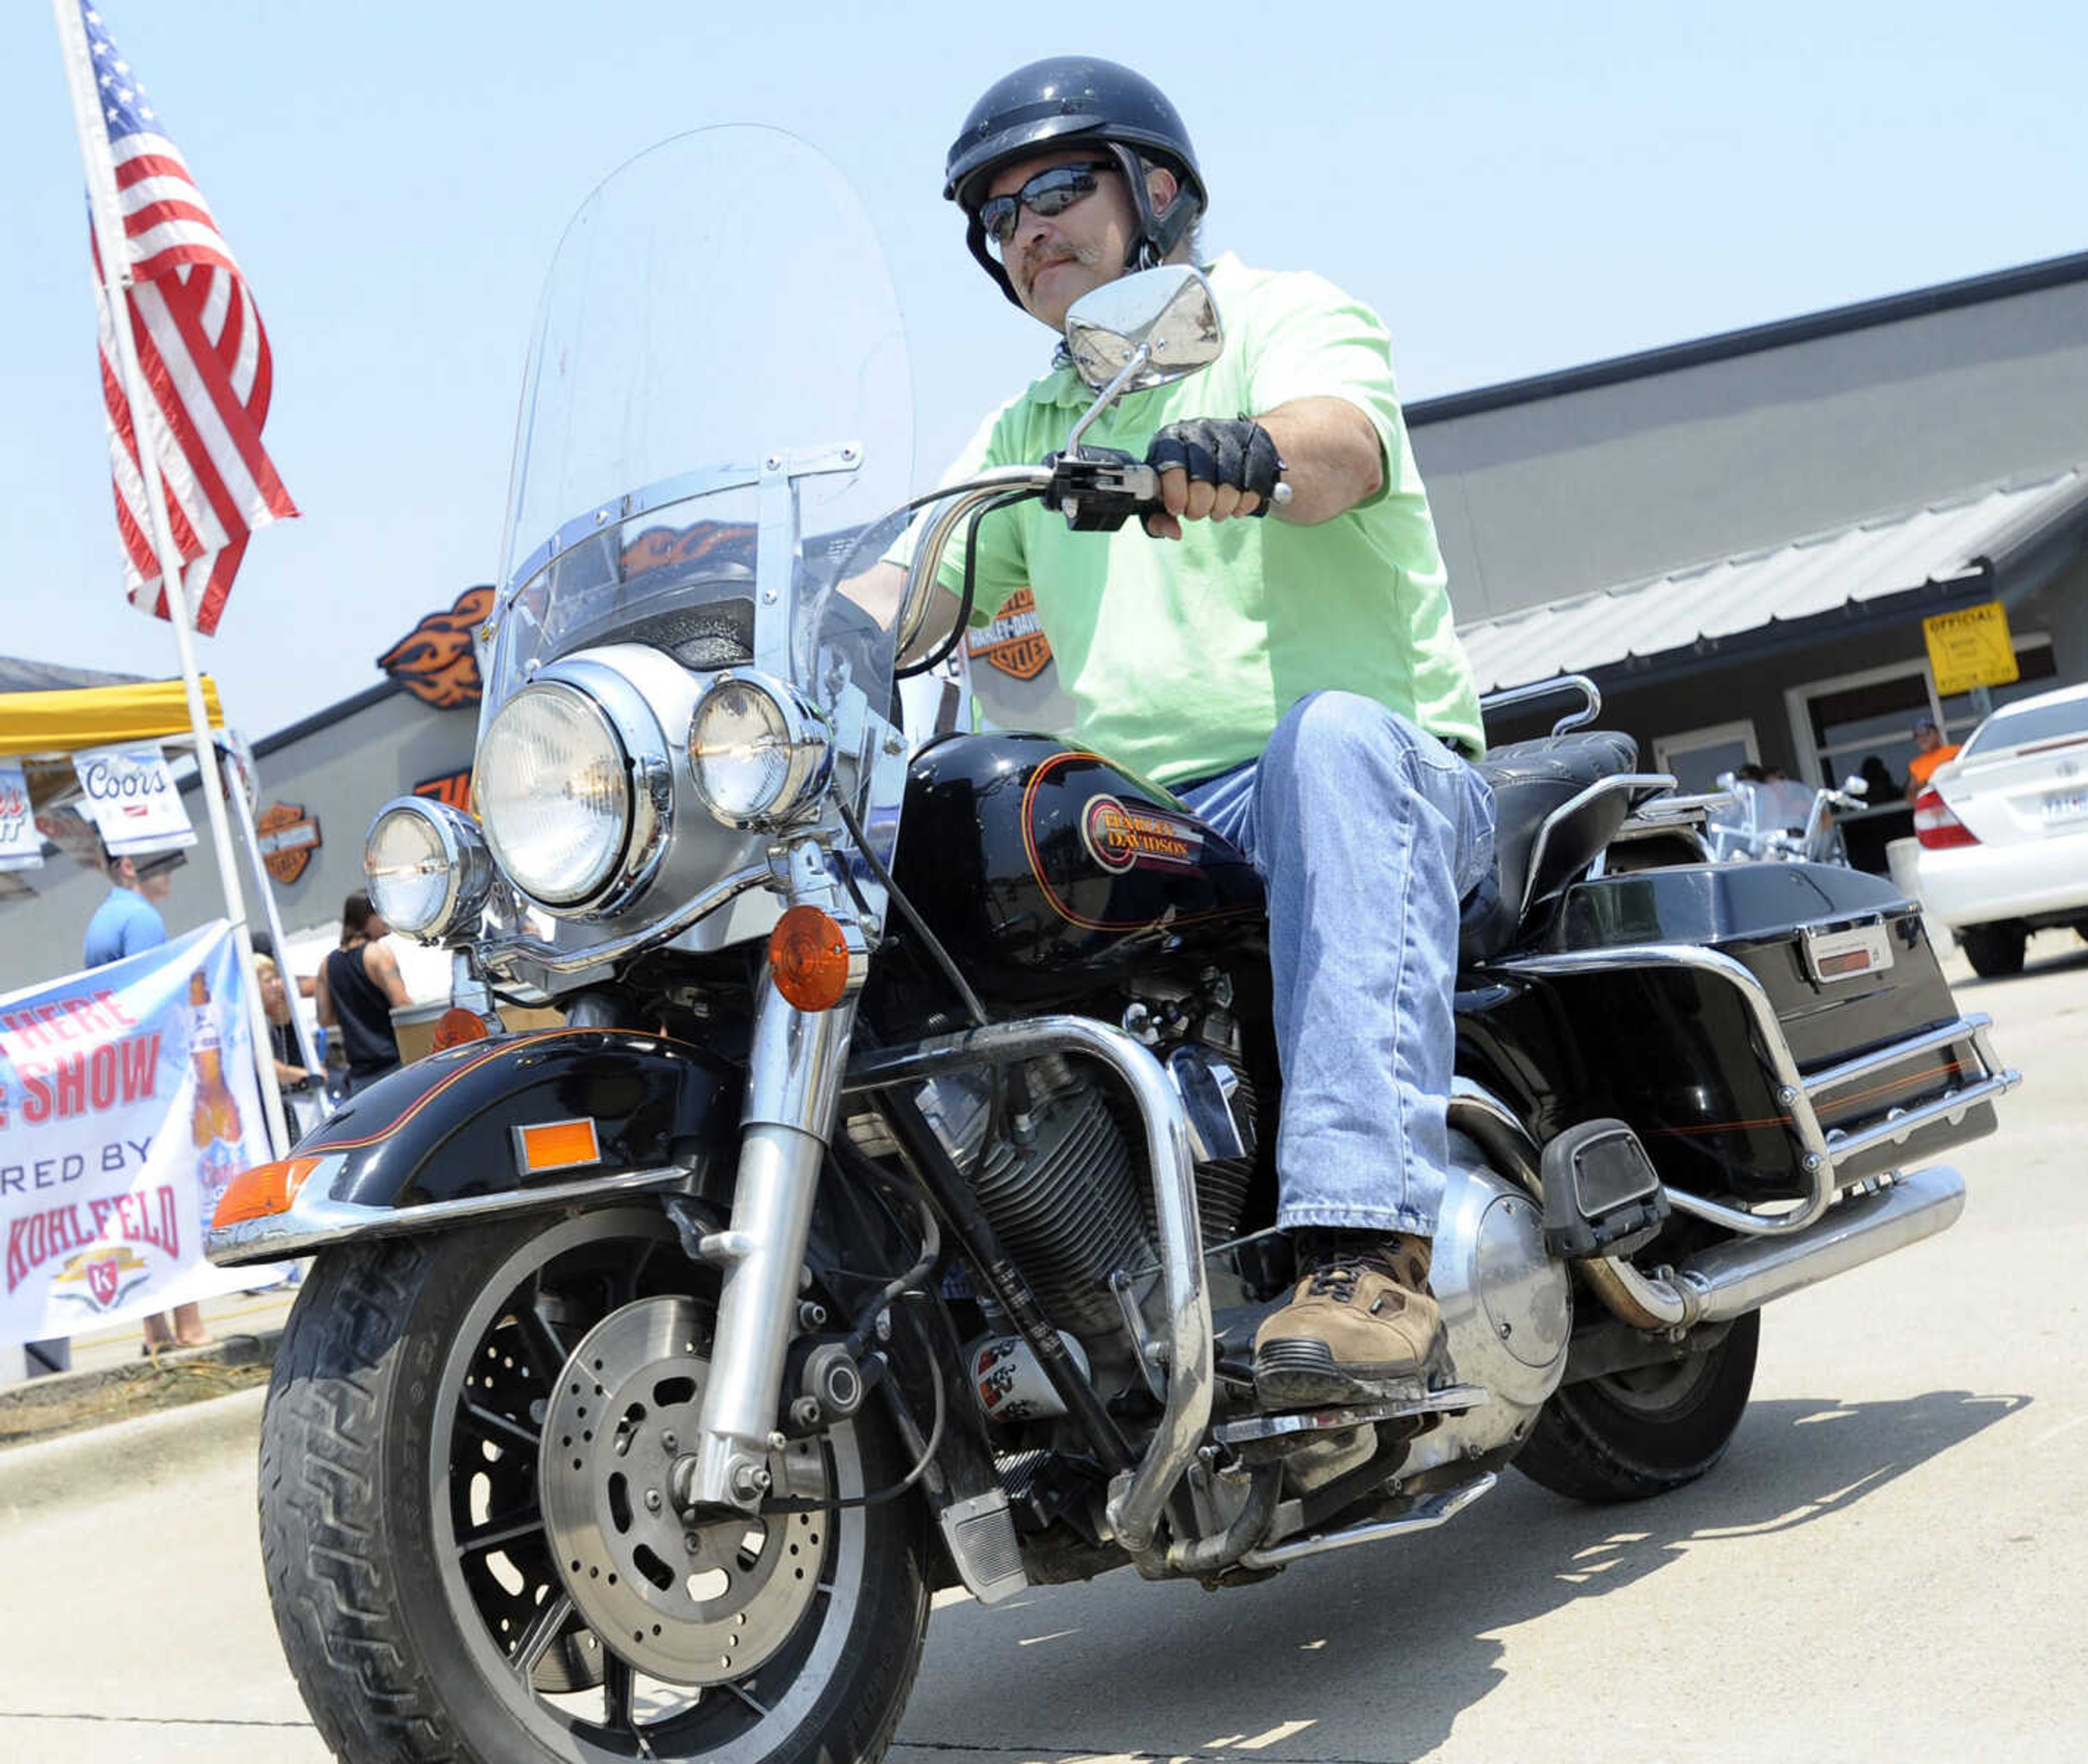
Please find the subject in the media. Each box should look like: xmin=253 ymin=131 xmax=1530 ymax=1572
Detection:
xmin=1253 ymin=1232 xmax=1450 ymax=1408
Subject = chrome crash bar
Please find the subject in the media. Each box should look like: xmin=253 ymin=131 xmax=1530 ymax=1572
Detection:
xmin=843 ymin=1015 xmax=1209 ymax=1556
xmin=1490 ymin=943 xmax=2019 ymax=1238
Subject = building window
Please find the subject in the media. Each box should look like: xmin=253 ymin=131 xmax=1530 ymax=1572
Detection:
xmin=1789 ymin=638 xmax=2056 ymax=799
xmin=1654 ymin=719 xmax=1759 ymax=793
xmin=1783 ymin=635 xmax=2055 ymax=870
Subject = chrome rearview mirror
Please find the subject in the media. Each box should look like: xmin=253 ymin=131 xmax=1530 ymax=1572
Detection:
xmin=1063 ymin=265 xmax=1222 ymax=394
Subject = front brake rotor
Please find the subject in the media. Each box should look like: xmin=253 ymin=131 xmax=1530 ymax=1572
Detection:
xmin=538 ymin=1295 xmax=829 ymax=1686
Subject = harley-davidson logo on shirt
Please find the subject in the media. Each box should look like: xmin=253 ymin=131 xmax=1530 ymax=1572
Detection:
xmin=968 ymin=589 xmax=1055 ymax=681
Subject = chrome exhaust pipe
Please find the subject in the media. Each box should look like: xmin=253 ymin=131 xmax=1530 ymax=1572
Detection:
xmin=1597 ymin=1163 xmax=1967 ymax=1330
xmin=1675 ymin=1163 xmax=1965 ymax=1323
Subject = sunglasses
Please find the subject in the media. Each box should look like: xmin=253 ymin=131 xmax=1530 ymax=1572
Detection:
xmin=978 ymin=162 xmax=1116 ymax=251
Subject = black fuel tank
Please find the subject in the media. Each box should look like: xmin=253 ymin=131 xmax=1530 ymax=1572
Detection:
xmin=890 ymin=732 xmax=1264 ymax=1008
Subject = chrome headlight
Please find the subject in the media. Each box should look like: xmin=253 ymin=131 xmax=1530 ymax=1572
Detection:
xmin=476 ymin=681 xmax=633 ymax=907
xmin=688 ymin=670 xmax=831 ymax=827
xmin=363 ymin=798 xmax=493 ymax=941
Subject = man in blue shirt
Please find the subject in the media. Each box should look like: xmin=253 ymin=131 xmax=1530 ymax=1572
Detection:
xmin=82 ymin=847 xmax=182 ymax=965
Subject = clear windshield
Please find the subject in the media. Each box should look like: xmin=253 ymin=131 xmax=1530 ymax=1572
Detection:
xmin=483 ymin=127 xmax=913 ymax=729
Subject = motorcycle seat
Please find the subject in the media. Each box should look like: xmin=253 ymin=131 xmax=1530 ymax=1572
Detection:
xmin=1461 ymin=731 xmax=1646 ymax=963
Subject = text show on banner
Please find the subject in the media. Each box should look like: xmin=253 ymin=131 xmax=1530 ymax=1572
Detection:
xmin=0 ymin=920 xmax=282 ymax=1347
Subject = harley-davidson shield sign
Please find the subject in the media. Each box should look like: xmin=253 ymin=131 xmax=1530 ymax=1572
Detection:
xmin=257 ymin=802 xmax=321 ymax=884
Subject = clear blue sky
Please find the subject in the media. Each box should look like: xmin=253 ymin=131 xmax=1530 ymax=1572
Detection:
xmin=3 ymin=2 xmax=2084 ymax=739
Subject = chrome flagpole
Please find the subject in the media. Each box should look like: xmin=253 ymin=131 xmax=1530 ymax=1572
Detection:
xmin=51 ymin=0 xmax=290 ymax=1161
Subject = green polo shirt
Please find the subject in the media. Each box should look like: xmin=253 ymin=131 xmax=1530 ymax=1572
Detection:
xmin=935 ymin=254 xmax=1482 ymax=788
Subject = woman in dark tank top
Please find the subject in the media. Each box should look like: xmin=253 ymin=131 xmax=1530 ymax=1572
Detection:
xmin=315 ymin=891 xmax=412 ymax=1094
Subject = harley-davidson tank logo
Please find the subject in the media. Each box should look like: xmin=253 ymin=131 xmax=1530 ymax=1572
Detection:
xmin=1080 ymin=794 xmax=1202 ymax=874
xmin=377 ymin=585 xmax=496 ymax=709
xmin=968 ymin=589 xmax=1054 ymax=682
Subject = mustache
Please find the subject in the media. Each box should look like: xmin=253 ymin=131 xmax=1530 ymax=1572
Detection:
xmin=1021 ymin=241 xmax=1099 ymax=286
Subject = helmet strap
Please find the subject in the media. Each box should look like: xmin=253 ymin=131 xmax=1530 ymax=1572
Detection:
xmin=1107 ymin=143 xmax=1201 ymax=272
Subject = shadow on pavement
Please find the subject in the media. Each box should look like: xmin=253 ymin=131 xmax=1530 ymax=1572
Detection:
xmin=894 ymin=1387 xmax=2027 ymax=1763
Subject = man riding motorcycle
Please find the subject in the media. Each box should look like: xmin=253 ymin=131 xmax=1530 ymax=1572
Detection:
xmin=921 ymin=56 xmax=1497 ymax=1406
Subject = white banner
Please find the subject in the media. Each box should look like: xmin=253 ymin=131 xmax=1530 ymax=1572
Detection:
xmin=0 ymin=763 xmax=40 ymax=873
xmin=71 ymin=741 xmax=197 ymax=858
xmin=0 ymin=920 xmax=278 ymax=1347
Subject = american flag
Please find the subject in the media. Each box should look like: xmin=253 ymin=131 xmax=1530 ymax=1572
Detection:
xmin=82 ymin=2 xmax=296 ymax=634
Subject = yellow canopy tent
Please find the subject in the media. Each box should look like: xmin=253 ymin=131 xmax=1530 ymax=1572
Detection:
xmin=1 ymin=671 xmax=302 ymax=1156
xmin=0 ymin=675 xmax=224 ymax=759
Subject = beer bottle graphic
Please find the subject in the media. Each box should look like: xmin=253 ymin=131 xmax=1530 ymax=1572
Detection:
xmin=189 ymin=970 xmax=244 ymax=1218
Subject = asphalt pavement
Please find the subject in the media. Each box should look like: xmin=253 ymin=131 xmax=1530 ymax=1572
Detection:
xmin=4 ymin=933 xmax=2085 ymax=1763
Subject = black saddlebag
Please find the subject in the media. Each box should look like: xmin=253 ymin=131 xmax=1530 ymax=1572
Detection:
xmin=1458 ymin=862 xmax=2011 ymax=1207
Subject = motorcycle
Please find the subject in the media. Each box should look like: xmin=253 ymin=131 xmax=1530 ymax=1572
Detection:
xmin=208 ymin=129 xmax=2019 ymax=1763
xmin=1704 ymin=771 xmax=1871 ymax=864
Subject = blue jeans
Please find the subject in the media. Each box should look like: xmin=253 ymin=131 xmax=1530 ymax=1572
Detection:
xmin=1181 ymin=692 xmax=1497 ymax=1237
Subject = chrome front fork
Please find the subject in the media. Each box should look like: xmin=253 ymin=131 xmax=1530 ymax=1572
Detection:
xmin=685 ymin=980 xmax=855 ymax=1511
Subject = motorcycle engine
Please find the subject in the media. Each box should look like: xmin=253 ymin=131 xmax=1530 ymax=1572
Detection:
xmin=906 ymin=1040 xmax=1259 ymax=1368
xmin=915 ymin=1054 xmax=1148 ymax=1339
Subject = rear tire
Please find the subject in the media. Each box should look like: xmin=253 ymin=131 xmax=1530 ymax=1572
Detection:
xmin=259 ymin=1208 xmax=932 ymax=1763
xmin=1512 ymin=1311 xmax=1760 ymax=1503
xmin=1959 ymin=922 xmax=2028 ymax=978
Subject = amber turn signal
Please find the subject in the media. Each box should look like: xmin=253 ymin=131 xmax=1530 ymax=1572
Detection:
xmin=768 ymin=905 xmax=853 ymax=1012
xmin=432 ymin=1006 xmax=493 ymax=1051
xmin=212 ymin=1157 xmax=321 ymax=1229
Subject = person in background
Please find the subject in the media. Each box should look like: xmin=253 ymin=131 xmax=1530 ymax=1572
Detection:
xmin=315 ymin=892 xmax=410 ymax=1095
xmin=1905 ymin=715 xmax=1961 ymax=801
xmin=254 ymin=952 xmax=322 ymax=1112
xmin=82 ymin=844 xmax=183 ymax=965
xmin=79 ymin=843 xmax=210 ymax=1357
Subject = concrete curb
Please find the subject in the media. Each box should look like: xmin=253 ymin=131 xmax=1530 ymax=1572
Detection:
xmin=0 ymin=1327 xmax=283 ymax=1422
xmin=0 ymin=1382 xmax=267 ymax=1521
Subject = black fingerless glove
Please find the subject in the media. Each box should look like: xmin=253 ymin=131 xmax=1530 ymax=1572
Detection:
xmin=1144 ymin=417 xmax=1285 ymax=513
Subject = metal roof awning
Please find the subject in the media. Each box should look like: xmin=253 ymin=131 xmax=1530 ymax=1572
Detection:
xmin=1456 ymin=465 xmax=2088 ymax=696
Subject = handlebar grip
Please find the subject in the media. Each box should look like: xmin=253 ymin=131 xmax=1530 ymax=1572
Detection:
xmin=1124 ymin=465 xmax=1294 ymax=513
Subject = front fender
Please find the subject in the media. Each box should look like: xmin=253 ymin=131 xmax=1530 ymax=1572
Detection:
xmin=206 ymin=1029 xmax=744 ymax=1266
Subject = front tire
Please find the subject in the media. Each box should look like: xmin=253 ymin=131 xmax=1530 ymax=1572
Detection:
xmin=1512 ymin=1311 xmax=1760 ymax=1503
xmin=259 ymin=1208 xmax=931 ymax=1763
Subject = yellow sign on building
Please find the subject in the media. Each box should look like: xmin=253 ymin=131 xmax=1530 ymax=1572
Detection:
xmin=1923 ymin=601 xmax=2019 ymax=696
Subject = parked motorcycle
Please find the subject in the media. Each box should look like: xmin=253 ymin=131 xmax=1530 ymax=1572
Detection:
xmin=1705 ymin=771 xmax=1870 ymax=864
xmin=208 ymin=130 xmax=2018 ymax=1763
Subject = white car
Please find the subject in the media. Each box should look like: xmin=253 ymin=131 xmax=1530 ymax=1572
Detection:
xmin=1913 ymin=679 xmax=2088 ymax=976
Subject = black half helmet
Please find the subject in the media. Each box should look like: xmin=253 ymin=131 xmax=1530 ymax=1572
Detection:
xmin=944 ymin=55 xmax=1206 ymax=306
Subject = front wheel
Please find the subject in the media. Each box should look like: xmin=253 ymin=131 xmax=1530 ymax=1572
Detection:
xmin=258 ymin=1207 xmax=931 ymax=1763
xmin=1512 ymin=1310 xmax=1760 ymax=1503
